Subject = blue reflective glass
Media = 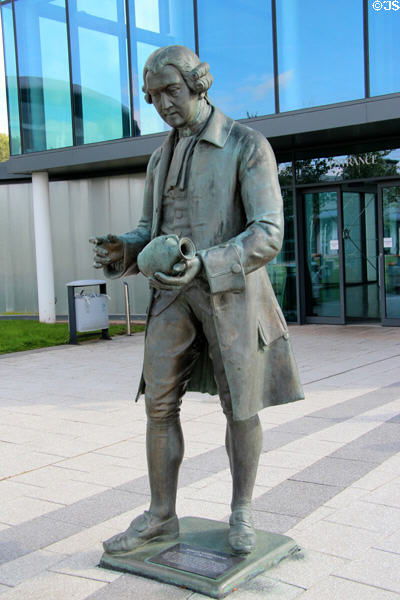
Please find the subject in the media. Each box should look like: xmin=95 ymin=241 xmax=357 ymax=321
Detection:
xmin=13 ymin=0 xmax=72 ymax=152
xmin=1 ymin=4 xmax=21 ymax=154
xmin=276 ymin=0 xmax=365 ymax=112
xmin=369 ymin=3 xmax=400 ymax=96
xmin=68 ymin=0 xmax=130 ymax=144
xmin=128 ymin=0 xmax=195 ymax=135
xmin=197 ymin=0 xmax=275 ymax=120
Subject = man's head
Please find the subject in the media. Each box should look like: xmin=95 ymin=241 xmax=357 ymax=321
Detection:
xmin=142 ymin=45 xmax=213 ymax=129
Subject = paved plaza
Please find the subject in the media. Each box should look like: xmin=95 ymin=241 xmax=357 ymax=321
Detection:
xmin=1 ymin=324 xmax=400 ymax=599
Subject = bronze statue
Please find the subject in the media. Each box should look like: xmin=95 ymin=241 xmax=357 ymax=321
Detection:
xmin=90 ymin=45 xmax=303 ymax=557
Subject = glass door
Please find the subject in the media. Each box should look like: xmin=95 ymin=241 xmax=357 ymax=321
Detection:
xmin=303 ymin=189 xmax=345 ymax=323
xmin=342 ymin=191 xmax=380 ymax=321
xmin=379 ymin=183 xmax=400 ymax=325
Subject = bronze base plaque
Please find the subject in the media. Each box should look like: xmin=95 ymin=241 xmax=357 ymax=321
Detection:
xmin=99 ymin=517 xmax=299 ymax=598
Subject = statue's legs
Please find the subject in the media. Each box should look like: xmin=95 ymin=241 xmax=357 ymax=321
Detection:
xmin=103 ymin=293 xmax=200 ymax=554
xmin=146 ymin=416 xmax=184 ymax=520
xmin=103 ymin=281 xmax=261 ymax=555
xmin=225 ymin=414 xmax=262 ymax=554
xmin=193 ymin=284 xmax=262 ymax=554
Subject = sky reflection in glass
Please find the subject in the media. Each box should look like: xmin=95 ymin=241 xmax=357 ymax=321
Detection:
xmin=1 ymin=4 xmax=21 ymax=154
xmin=276 ymin=0 xmax=364 ymax=112
xmin=197 ymin=0 xmax=274 ymax=120
xmin=129 ymin=0 xmax=195 ymax=135
xmin=369 ymin=5 xmax=400 ymax=96
xmin=69 ymin=0 xmax=130 ymax=144
xmin=13 ymin=0 xmax=72 ymax=152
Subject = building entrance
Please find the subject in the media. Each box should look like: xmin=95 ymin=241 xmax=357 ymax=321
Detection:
xmin=302 ymin=184 xmax=400 ymax=325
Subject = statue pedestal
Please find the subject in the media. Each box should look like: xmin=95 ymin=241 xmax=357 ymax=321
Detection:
xmin=99 ymin=517 xmax=299 ymax=598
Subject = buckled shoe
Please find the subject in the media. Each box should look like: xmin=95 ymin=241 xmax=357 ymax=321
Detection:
xmin=103 ymin=511 xmax=179 ymax=554
xmin=228 ymin=507 xmax=256 ymax=555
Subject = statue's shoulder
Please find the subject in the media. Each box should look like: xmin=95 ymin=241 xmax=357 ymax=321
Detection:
xmin=203 ymin=106 xmax=269 ymax=153
xmin=231 ymin=119 xmax=270 ymax=150
xmin=149 ymin=145 xmax=163 ymax=165
xmin=226 ymin=120 xmax=273 ymax=169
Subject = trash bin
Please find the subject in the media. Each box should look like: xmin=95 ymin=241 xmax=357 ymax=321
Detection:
xmin=66 ymin=280 xmax=110 ymax=344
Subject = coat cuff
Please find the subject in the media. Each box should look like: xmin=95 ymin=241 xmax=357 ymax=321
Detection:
xmin=103 ymin=237 xmax=141 ymax=279
xmin=198 ymin=244 xmax=246 ymax=294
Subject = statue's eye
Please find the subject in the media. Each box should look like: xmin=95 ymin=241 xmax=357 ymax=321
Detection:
xmin=168 ymin=86 xmax=180 ymax=96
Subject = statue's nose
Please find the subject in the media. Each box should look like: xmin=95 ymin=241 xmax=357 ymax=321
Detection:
xmin=160 ymin=93 xmax=173 ymax=110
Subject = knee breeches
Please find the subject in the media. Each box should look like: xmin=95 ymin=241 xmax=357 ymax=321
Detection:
xmin=143 ymin=281 xmax=232 ymax=422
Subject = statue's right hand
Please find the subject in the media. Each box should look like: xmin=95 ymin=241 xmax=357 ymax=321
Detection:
xmin=89 ymin=234 xmax=124 ymax=269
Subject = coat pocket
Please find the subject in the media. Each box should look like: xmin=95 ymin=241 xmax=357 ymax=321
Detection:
xmin=258 ymin=309 xmax=288 ymax=350
xmin=258 ymin=320 xmax=270 ymax=349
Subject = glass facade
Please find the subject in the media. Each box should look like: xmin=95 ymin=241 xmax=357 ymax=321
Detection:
xmin=369 ymin=3 xmax=400 ymax=97
xmin=1 ymin=3 xmax=20 ymax=154
xmin=1 ymin=0 xmax=399 ymax=154
xmin=197 ymin=0 xmax=274 ymax=119
xmin=69 ymin=0 xmax=130 ymax=144
xmin=129 ymin=0 xmax=195 ymax=135
xmin=13 ymin=0 xmax=72 ymax=152
xmin=276 ymin=0 xmax=364 ymax=112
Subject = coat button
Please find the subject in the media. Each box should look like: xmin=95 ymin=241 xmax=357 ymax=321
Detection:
xmin=283 ymin=332 xmax=289 ymax=340
xmin=231 ymin=263 xmax=241 ymax=274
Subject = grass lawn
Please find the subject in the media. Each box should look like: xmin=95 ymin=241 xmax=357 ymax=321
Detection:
xmin=0 ymin=320 xmax=145 ymax=354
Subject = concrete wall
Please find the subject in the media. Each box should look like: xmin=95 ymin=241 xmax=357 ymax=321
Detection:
xmin=0 ymin=173 xmax=149 ymax=316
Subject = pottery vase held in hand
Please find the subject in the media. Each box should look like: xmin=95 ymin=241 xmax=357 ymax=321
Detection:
xmin=137 ymin=234 xmax=196 ymax=278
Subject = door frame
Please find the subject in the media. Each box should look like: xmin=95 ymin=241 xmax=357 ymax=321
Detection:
xmin=341 ymin=188 xmax=380 ymax=322
xmin=377 ymin=181 xmax=400 ymax=326
xmin=301 ymin=186 xmax=346 ymax=325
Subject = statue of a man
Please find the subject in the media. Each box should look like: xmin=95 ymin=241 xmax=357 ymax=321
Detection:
xmin=91 ymin=45 xmax=303 ymax=556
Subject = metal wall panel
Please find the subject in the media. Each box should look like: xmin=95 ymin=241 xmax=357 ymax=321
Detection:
xmin=0 ymin=172 xmax=149 ymax=316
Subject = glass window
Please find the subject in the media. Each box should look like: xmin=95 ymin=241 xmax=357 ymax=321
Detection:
xmin=76 ymin=0 xmax=118 ymax=22
xmin=68 ymin=0 xmax=130 ymax=144
xmin=128 ymin=0 xmax=195 ymax=135
xmin=276 ymin=0 xmax=364 ymax=112
xmin=369 ymin=3 xmax=400 ymax=96
xmin=1 ymin=4 xmax=21 ymax=154
xmin=197 ymin=0 xmax=275 ymax=120
xmin=13 ymin=0 xmax=72 ymax=152
xmin=267 ymin=190 xmax=297 ymax=321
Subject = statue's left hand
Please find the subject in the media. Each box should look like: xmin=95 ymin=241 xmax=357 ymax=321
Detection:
xmin=149 ymin=256 xmax=202 ymax=290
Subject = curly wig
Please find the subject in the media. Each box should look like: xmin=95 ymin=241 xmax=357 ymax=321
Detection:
xmin=142 ymin=45 xmax=213 ymax=104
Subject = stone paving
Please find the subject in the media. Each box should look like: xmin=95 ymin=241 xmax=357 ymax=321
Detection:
xmin=0 ymin=324 xmax=400 ymax=599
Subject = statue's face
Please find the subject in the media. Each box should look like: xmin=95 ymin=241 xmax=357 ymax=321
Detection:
xmin=146 ymin=64 xmax=199 ymax=129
